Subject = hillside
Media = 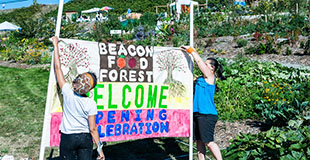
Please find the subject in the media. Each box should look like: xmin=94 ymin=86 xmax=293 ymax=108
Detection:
xmin=0 ymin=0 xmax=208 ymax=26
xmin=61 ymin=0 xmax=206 ymax=13
xmin=1 ymin=0 xmax=207 ymax=21
xmin=0 ymin=8 xmax=15 ymax=14
xmin=0 ymin=4 xmax=57 ymax=24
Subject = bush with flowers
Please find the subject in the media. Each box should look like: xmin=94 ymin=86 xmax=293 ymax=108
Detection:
xmin=0 ymin=33 xmax=51 ymax=64
xmin=22 ymin=39 xmax=51 ymax=64
xmin=256 ymin=80 xmax=310 ymax=126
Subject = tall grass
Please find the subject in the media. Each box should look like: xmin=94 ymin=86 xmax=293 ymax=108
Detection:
xmin=0 ymin=66 xmax=49 ymax=157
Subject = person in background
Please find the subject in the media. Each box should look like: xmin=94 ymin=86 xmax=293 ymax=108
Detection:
xmin=52 ymin=36 xmax=105 ymax=160
xmin=182 ymin=46 xmax=225 ymax=160
xmin=127 ymin=8 xmax=132 ymax=18
xmin=96 ymin=12 xmax=100 ymax=21
xmin=155 ymin=18 xmax=163 ymax=34
xmin=169 ymin=19 xmax=175 ymax=35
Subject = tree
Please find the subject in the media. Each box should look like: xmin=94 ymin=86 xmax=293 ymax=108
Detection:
xmin=156 ymin=50 xmax=186 ymax=97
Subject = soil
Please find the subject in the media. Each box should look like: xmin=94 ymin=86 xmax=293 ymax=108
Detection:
xmin=0 ymin=35 xmax=309 ymax=153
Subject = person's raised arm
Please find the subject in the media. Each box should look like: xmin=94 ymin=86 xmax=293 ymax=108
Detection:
xmin=88 ymin=115 xmax=105 ymax=160
xmin=52 ymin=36 xmax=66 ymax=89
xmin=181 ymin=46 xmax=214 ymax=79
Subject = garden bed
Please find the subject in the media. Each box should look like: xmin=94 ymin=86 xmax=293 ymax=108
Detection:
xmin=197 ymin=35 xmax=310 ymax=69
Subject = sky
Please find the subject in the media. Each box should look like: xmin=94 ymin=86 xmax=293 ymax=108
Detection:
xmin=0 ymin=0 xmax=71 ymax=10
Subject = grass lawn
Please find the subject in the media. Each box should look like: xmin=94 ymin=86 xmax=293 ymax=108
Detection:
xmin=0 ymin=66 xmax=49 ymax=158
xmin=1 ymin=66 xmax=213 ymax=159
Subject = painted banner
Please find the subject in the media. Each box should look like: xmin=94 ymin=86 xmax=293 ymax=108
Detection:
xmin=41 ymin=39 xmax=193 ymax=148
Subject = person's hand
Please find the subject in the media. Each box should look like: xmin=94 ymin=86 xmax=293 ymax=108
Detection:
xmin=98 ymin=150 xmax=105 ymax=160
xmin=181 ymin=46 xmax=196 ymax=54
xmin=51 ymin=36 xmax=59 ymax=47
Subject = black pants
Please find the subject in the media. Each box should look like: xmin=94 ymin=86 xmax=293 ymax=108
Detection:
xmin=60 ymin=133 xmax=93 ymax=160
xmin=193 ymin=113 xmax=218 ymax=143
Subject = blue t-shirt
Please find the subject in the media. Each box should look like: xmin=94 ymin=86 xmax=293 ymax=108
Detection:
xmin=193 ymin=76 xmax=218 ymax=115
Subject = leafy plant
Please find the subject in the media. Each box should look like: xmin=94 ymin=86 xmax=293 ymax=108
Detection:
xmin=286 ymin=46 xmax=292 ymax=55
xmin=224 ymin=123 xmax=310 ymax=159
xmin=304 ymin=36 xmax=310 ymax=55
xmin=300 ymin=41 xmax=305 ymax=48
xmin=256 ymin=99 xmax=309 ymax=126
xmin=245 ymin=39 xmax=279 ymax=55
xmin=193 ymin=57 xmax=310 ymax=121
xmin=236 ymin=39 xmax=248 ymax=48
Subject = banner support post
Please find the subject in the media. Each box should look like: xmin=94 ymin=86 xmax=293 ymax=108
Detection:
xmin=190 ymin=2 xmax=194 ymax=47
xmin=55 ymin=0 xmax=64 ymax=37
xmin=189 ymin=2 xmax=194 ymax=160
xmin=39 ymin=0 xmax=64 ymax=159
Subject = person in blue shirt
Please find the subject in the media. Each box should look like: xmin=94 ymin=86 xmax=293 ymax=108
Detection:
xmin=182 ymin=46 xmax=225 ymax=160
xmin=127 ymin=8 xmax=132 ymax=18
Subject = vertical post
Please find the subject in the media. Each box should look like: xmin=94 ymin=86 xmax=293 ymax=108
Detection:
xmin=190 ymin=2 xmax=194 ymax=47
xmin=55 ymin=0 xmax=64 ymax=37
xmin=39 ymin=1 xmax=64 ymax=160
xmin=189 ymin=3 xmax=194 ymax=160
xmin=265 ymin=10 xmax=267 ymax=23
xmin=170 ymin=0 xmax=173 ymax=16
xmin=206 ymin=0 xmax=208 ymax=8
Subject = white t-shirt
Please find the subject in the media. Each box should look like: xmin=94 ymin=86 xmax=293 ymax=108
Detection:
xmin=59 ymin=83 xmax=97 ymax=134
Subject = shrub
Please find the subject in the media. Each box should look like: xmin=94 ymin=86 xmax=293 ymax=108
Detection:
xmin=304 ymin=37 xmax=310 ymax=55
xmin=286 ymin=46 xmax=292 ymax=55
xmin=0 ymin=36 xmax=50 ymax=64
xmin=236 ymin=39 xmax=248 ymax=48
xmin=256 ymin=99 xmax=309 ymax=126
xmin=193 ymin=57 xmax=310 ymax=121
xmin=245 ymin=40 xmax=279 ymax=55
xmin=172 ymin=36 xmax=182 ymax=47
xmin=224 ymin=121 xmax=310 ymax=159
xmin=300 ymin=41 xmax=305 ymax=48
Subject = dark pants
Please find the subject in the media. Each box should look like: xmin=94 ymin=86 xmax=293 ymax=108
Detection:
xmin=60 ymin=133 xmax=93 ymax=160
xmin=193 ymin=113 xmax=218 ymax=143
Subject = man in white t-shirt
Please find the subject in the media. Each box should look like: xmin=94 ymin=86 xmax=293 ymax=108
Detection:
xmin=52 ymin=36 xmax=105 ymax=160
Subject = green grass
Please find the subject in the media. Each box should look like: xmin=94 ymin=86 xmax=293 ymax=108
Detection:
xmin=0 ymin=66 xmax=49 ymax=135
xmin=0 ymin=66 xmax=49 ymax=157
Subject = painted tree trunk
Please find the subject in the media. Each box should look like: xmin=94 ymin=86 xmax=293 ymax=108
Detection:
xmin=167 ymin=69 xmax=173 ymax=83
